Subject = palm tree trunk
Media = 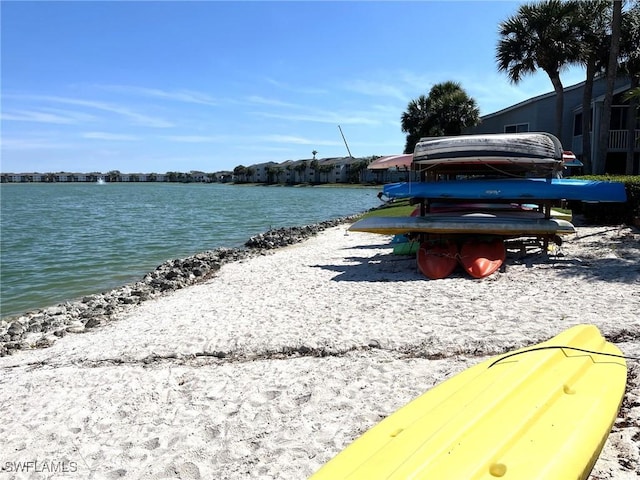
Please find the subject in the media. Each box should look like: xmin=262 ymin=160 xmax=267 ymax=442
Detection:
xmin=626 ymin=76 xmax=639 ymax=174
xmin=595 ymin=0 xmax=623 ymax=174
xmin=550 ymin=74 xmax=565 ymax=141
xmin=581 ymin=61 xmax=596 ymax=173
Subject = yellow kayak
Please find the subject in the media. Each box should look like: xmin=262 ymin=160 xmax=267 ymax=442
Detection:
xmin=310 ymin=325 xmax=627 ymax=480
xmin=348 ymin=214 xmax=576 ymax=236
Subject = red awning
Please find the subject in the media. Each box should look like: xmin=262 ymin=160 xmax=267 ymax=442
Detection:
xmin=367 ymin=154 xmax=413 ymax=170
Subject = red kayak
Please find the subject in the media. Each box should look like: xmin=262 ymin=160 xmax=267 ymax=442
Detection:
xmin=458 ymin=238 xmax=506 ymax=279
xmin=417 ymin=242 xmax=459 ymax=280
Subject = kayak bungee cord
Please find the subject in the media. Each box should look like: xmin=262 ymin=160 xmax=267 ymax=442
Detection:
xmin=488 ymin=345 xmax=640 ymax=368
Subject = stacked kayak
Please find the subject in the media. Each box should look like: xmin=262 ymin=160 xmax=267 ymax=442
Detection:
xmin=412 ymin=131 xmax=564 ymax=176
xmin=382 ymin=177 xmax=627 ymax=203
xmin=350 ymin=133 xmax=627 ymax=279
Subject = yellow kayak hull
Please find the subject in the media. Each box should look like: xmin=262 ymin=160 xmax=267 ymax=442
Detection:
xmin=349 ymin=214 xmax=576 ymax=236
xmin=310 ymin=325 xmax=627 ymax=480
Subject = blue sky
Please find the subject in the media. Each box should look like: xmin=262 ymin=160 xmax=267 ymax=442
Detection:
xmin=1 ymin=1 xmax=587 ymax=174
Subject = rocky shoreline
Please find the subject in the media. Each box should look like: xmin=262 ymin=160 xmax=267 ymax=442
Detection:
xmin=1 ymin=221 xmax=638 ymax=479
xmin=0 ymin=216 xmax=357 ymax=357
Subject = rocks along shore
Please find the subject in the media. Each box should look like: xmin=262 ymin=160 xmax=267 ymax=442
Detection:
xmin=0 ymin=217 xmax=358 ymax=356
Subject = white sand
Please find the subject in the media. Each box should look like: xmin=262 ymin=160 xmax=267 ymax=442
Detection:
xmin=1 ymin=224 xmax=639 ymax=479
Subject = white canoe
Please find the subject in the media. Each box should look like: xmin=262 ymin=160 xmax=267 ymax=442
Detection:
xmin=412 ymin=132 xmax=564 ymax=175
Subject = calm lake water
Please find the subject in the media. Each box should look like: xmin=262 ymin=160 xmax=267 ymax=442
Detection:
xmin=0 ymin=182 xmax=379 ymax=318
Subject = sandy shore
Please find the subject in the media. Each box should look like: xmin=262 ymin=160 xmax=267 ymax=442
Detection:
xmin=1 ymin=223 xmax=639 ymax=479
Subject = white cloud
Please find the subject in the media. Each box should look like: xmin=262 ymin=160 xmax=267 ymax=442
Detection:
xmin=82 ymin=132 xmax=138 ymax=141
xmin=262 ymin=77 xmax=328 ymax=95
xmin=0 ymin=136 xmax=77 ymax=150
xmin=161 ymin=134 xmax=230 ymax=143
xmin=253 ymin=110 xmax=380 ymax=126
xmin=5 ymin=94 xmax=174 ymax=128
xmin=95 ymin=84 xmax=219 ymax=106
xmin=245 ymin=95 xmax=300 ymax=108
xmin=1 ymin=108 xmax=96 ymax=125
xmin=257 ymin=134 xmax=341 ymax=146
xmin=341 ymin=79 xmax=407 ymax=101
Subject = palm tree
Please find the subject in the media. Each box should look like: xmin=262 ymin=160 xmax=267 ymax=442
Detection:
xmin=312 ymin=150 xmax=318 ymax=160
xmin=427 ymin=82 xmax=481 ymax=136
xmin=347 ymin=159 xmax=369 ymax=183
xmin=401 ymin=94 xmax=430 ymax=154
xmin=400 ymin=82 xmax=479 ymax=154
xmin=294 ymin=160 xmax=308 ymax=183
xmin=574 ymin=0 xmax=613 ymax=173
xmin=496 ymin=0 xmax=582 ymax=140
xmin=319 ymin=164 xmax=333 ymax=183
xmin=595 ymin=0 xmax=623 ymax=174
xmin=310 ymin=159 xmax=319 ymax=183
xmin=626 ymin=87 xmax=640 ymax=102
xmin=266 ymin=166 xmax=284 ymax=184
xmin=233 ymin=165 xmax=248 ymax=182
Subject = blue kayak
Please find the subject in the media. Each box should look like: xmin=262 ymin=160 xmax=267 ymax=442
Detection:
xmin=383 ymin=178 xmax=627 ymax=202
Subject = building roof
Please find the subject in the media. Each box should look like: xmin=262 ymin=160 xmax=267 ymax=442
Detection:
xmin=482 ymin=75 xmax=632 ymax=119
xmin=481 ymin=82 xmax=578 ymax=119
xmin=367 ymin=154 xmax=412 ymax=170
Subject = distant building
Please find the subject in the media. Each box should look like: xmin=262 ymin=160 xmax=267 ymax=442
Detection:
xmin=367 ymin=154 xmax=417 ymax=183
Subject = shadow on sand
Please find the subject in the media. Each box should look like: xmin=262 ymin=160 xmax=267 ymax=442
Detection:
xmin=314 ymin=232 xmax=640 ymax=284
xmin=311 ymin=249 xmax=425 ymax=282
